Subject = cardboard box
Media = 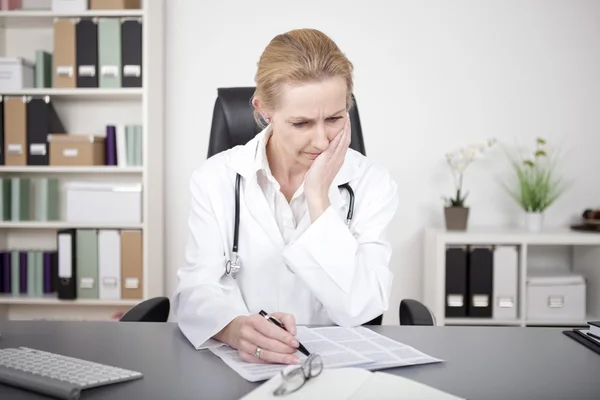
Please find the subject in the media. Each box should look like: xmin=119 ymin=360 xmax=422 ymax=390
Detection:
xmin=48 ymin=134 xmax=105 ymax=166
xmin=65 ymin=182 xmax=142 ymax=223
xmin=51 ymin=0 xmax=87 ymax=12
xmin=89 ymin=0 xmax=140 ymax=9
xmin=0 ymin=58 xmax=34 ymax=91
xmin=526 ymin=272 xmax=586 ymax=321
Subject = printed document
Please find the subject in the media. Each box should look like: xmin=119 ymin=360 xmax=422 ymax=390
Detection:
xmin=209 ymin=326 xmax=443 ymax=382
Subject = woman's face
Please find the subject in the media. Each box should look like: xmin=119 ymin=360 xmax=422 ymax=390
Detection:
xmin=257 ymin=76 xmax=348 ymax=169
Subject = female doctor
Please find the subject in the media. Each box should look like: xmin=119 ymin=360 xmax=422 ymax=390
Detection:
xmin=172 ymin=28 xmax=399 ymax=365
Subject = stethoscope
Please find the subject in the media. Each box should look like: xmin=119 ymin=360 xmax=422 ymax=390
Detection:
xmin=225 ymin=172 xmax=355 ymax=279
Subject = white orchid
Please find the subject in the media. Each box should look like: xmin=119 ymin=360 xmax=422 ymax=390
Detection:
xmin=444 ymin=138 xmax=497 ymax=207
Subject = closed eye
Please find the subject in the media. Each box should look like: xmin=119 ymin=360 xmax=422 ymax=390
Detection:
xmin=290 ymin=115 xmax=343 ymax=128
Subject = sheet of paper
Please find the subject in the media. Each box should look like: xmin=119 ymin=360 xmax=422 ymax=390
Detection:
xmin=209 ymin=326 xmax=443 ymax=382
xmin=311 ymin=326 xmax=443 ymax=370
xmin=210 ymin=326 xmax=373 ymax=382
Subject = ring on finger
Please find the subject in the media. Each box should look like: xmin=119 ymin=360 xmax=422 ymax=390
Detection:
xmin=254 ymin=347 xmax=262 ymax=359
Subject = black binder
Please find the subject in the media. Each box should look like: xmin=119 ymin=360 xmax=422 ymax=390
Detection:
xmin=563 ymin=330 xmax=600 ymax=356
xmin=121 ymin=17 xmax=142 ymax=87
xmin=445 ymin=246 xmax=468 ymax=318
xmin=76 ymin=18 xmax=99 ymax=88
xmin=467 ymin=246 xmax=494 ymax=318
xmin=0 ymin=95 xmax=4 ymax=165
xmin=56 ymin=229 xmax=77 ymax=300
xmin=26 ymin=96 xmax=66 ymax=165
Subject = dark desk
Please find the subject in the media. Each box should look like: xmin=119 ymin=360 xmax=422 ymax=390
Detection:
xmin=0 ymin=321 xmax=598 ymax=399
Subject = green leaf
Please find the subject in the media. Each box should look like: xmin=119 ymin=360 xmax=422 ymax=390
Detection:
xmin=501 ymin=139 xmax=567 ymax=213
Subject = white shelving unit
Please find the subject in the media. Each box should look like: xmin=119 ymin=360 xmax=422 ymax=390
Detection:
xmin=424 ymin=227 xmax=600 ymax=327
xmin=0 ymin=0 xmax=165 ymax=321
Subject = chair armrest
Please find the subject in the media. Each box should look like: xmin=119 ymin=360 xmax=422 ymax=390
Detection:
xmin=399 ymin=299 xmax=435 ymax=326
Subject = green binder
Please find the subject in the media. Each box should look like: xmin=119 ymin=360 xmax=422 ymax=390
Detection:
xmin=0 ymin=178 xmax=11 ymax=221
xmin=35 ymin=50 xmax=53 ymax=88
xmin=76 ymin=229 xmax=99 ymax=299
xmin=98 ymin=18 xmax=122 ymax=88
xmin=27 ymin=251 xmax=36 ymax=297
xmin=35 ymin=251 xmax=43 ymax=297
xmin=36 ymin=178 xmax=60 ymax=221
xmin=126 ymin=125 xmax=136 ymax=166
xmin=135 ymin=125 xmax=143 ymax=166
xmin=11 ymin=178 xmax=30 ymax=222
xmin=11 ymin=250 xmax=19 ymax=296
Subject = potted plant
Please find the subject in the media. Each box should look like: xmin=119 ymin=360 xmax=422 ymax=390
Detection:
xmin=443 ymin=139 xmax=496 ymax=230
xmin=502 ymin=137 xmax=567 ymax=232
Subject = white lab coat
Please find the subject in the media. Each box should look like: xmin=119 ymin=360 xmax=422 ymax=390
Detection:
xmin=172 ymin=128 xmax=399 ymax=349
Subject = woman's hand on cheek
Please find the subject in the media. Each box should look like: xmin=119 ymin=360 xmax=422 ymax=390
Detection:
xmin=304 ymin=115 xmax=351 ymax=222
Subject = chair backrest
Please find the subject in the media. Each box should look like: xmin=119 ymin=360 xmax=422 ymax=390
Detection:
xmin=120 ymin=297 xmax=170 ymax=323
xmin=207 ymin=87 xmax=367 ymax=158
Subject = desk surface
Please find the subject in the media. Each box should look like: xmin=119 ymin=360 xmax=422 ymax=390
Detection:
xmin=0 ymin=321 xmax=598 ymax=399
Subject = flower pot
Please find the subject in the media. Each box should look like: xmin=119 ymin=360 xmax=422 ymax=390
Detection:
xmin=444 ymin=206 xmax=469 ymax=231
xmin=525 ymin=212 xmax=544 ymax=233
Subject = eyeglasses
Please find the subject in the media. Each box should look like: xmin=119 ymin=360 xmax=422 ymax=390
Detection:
xmin=273 ymin=354 xmax=323 ymax=396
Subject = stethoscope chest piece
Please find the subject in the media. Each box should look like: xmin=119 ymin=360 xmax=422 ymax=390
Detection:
xmin=225 ymin=252 xmax=241 ymax=279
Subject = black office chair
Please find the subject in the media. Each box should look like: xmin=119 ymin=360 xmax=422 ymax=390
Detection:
xmin=207 ymin=87 xmax=366 ymax=158
xmin=119 ymin=296 xmax=170 ymax=322
xmin=124 ymin=88 xmax=433 ymax=327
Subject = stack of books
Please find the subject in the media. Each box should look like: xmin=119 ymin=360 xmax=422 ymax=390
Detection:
xmin=563 ymin=321 xmax=600 ymax=355
xmin=0 ymin=250 xmax=58 ymax=296
xmin=0 ymin=178 xmax=59 ymax=221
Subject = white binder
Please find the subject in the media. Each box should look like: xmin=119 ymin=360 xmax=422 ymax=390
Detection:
xmin=98 ymin=230 xmax=122 ymax=300
xmin=493 ymin=246 xmax=519 ymax=320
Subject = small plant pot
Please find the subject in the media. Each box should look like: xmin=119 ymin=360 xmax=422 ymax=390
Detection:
xmin=525 ymin=212 xmax=544 ymax=233
xmin=444 ymin=206 xmax=469 ymax=231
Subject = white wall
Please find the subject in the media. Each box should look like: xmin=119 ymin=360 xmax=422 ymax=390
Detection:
xmin=164 ymin=0 xmax=600 ymax=324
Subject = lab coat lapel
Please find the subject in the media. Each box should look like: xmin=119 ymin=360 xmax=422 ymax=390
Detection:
xmin=244 ymin=174 xmax=285 ymax=248
xmin=227 ymin=128 xmax=285 ymax=249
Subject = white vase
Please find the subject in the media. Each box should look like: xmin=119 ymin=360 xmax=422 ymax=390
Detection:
xmin=525 ymin=212 xmax=544 ymax=232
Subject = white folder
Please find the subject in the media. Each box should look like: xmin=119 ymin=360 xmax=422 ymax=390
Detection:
xmin=98 ymin=230 xmax=122 ymax=300
xmin=493 ymin=246 xmax=519 ymax=320
xmin=58 ymin=233 xmax=73 ymax=280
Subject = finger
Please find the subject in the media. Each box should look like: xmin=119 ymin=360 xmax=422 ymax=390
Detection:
xmin=271 ymin=312 xmax=297 ymax=335
xmin=333 ymin=126 xmax=350 ymax=159
xmin=238 ymin=350 xmax=267 ymax=364
xmin=242 ymin=325 xmax=297 ymax=354
xmin=239 ymin=339 xmax=299 ymax=365
xmin=326 ymin=127 xmax=345 ymax=155
xmin=344 ymin=115 xmax=352 ymax=146
xmin=251 ymin=315 xmax=299 ymax=349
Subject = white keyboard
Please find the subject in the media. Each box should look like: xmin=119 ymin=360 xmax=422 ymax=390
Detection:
xmin=0 ymin=347 xmax=143 ymax=400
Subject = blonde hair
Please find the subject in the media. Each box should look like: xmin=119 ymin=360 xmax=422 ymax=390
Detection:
xmin=252 ymin=28 xmax=354 ymax=128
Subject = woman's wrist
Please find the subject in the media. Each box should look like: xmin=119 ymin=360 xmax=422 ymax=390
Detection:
xmin=214 ymin=316 xmax=242 ymax=346
xmin=306 ymin=191 xmax=330 ymax=222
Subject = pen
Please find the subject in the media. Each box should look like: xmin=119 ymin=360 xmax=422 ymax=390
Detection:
xmin=259 ymin=310 xmax=310 ymax=357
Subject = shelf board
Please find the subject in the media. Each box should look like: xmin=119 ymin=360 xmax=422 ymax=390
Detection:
xmin=525 ymin=318 xmax=593 ymax=327
xmin=0 ymin=295 xmax=139 ymax=306
xmin=445 ymin=318 xmax=523 ymax=326
xmin=0 ymin=10 xmax=143 ymax=28
xmin=0 ymin=166 xmax=143 ymax=174
xmin=428 ymin=227 xmax=600 ymax=246
xmin=0 ymin=88 xmax=143 ymax=100
xmin=0 ymin=222 xmax=143 ymax=229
